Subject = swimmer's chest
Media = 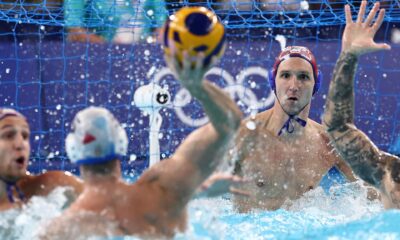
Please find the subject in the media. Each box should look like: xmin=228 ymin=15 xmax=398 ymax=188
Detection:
xmin=240 ymin=133 xmax=334 ymax=192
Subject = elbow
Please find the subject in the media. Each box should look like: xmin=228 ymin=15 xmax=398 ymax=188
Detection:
xmin=323 ymin=120 xmax=354 ymax=141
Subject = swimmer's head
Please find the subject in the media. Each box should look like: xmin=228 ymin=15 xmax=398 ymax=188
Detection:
xmin=270 ymin=46 xmax=321 ymax=95
xmin=65 ymin=107 xmax=128 ymax=165
xmin=0 ymin=108 xmax=30 ymax=181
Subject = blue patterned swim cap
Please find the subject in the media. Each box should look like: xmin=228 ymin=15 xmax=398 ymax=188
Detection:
xmin=65 ymin=107 xmax=128 ymax=165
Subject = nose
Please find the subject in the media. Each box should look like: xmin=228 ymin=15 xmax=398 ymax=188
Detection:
xmin=288 ymin=77 xmax=300 ymax=91
xmin=13 ymin=133 xmax=26 ymax=151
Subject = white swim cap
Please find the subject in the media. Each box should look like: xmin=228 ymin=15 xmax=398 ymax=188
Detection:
xmin=65 ymin=107 xmax=128 ymax=165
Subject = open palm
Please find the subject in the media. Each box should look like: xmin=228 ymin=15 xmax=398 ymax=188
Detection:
xmin=342 ymin=1 xmax=390 ymax=56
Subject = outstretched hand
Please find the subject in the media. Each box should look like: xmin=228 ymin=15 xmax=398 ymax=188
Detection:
xmin=342 ymin=1 xmax=391 ymax=56
xmin=197 ymin=172 xmax=251 ymax=198
xmin=165 ymin=49 xmax=217 ymax=95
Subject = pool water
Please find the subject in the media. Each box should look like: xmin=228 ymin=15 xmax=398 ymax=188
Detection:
xmin=0 ymin=180 xmax=399 ymax=240
xmin=178 ymin=181 xmax=397 ymax=240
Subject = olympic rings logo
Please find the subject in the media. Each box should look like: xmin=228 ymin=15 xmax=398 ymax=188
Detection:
xmin=150 ymin=66 xmax=275 ymax=127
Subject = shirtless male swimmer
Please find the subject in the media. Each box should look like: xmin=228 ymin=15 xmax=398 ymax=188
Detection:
xmin=225 ymin=45 xmax=358 ymax=211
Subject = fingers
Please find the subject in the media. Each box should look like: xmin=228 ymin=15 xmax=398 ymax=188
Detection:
xmin=375 ymin=42 xmax=391 ymax=51
xmin=356 ymin=0 xmax=367 ymax=23
xmin=168 ymin=43 xmax=179 ymax=71
xmin=345 ymin=5 xmax=352 ymax=24
xmin=230 ymin=187 xmax=252 ymax=197
xmin=170 ymin=56 xmax=180 ymax=76
xmin=195 ymin=52 xmax=205 ymax=72
xmin=182 ymin=50 xmax=190 ymax=72
xmin=209 ymin=55 xmax=219 ymax=69
xmin=372 ymin=9 xmax=386 ymax=33
xmin=364 ymin=2 xmax=380 ymax=27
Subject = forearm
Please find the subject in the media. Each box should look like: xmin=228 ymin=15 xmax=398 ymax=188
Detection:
xmin=323 ymin=52 xmax=358 ymax=130
xmin=190 ymin=81 xmax=242 ymax=137
xmin=159 ymin=82 xmax=242 ymax=200
xmin=329 ymin=126 xmax=386 ymax=187
xmin=323 ymin=52 xmax=386 ymax=187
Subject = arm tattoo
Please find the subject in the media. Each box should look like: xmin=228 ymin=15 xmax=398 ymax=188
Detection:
xmin=323 ymin=52 xmax=358 ymax=130
xmin=323 ymin=52 xmax=390 ymax=188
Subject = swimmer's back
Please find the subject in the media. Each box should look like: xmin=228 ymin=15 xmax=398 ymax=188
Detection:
xmin=59 ymin=161 xmax=188 ymax=238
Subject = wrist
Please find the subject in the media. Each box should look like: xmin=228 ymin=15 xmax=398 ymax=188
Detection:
xmin=341 ymin=41 xmax=362 ymax=56
xmin=340 ymin=50 xmax=359 ymax=60
xmin=185 ymin=83 xmax=206 ymax=99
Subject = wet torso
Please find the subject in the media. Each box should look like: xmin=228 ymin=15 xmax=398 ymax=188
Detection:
xmin=63 ymin=178 xmax=187 ymax=238
xmin=233 ymin=110 xmax=338 ymax=211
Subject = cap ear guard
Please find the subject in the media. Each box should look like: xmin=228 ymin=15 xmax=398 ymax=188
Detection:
xmin=268 ymin=69 xmax=322 ymax=96
xmin=268 ymin=69 xmax=276 ymax=94
xmin=313 ymin=70 xmax=322 ymax=95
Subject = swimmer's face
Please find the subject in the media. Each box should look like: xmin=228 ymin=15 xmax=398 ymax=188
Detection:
xmin=275 ymin=57 xmax=314 ymax=115
xmin=0 ymin=116 xmax=30 ymax=181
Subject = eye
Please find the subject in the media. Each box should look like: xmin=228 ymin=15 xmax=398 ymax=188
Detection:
xmin=5 ymin=132 xmax=14 ymax=139
xmin=22 ymin=131 xmax=30 ymax=140
xmin=280 ymin=72 xmax=290 ymax=79
xmin=1 ymin=131 xmax=15 ymax=140
xmin=298 ymin=73 xmax=310 ymax=81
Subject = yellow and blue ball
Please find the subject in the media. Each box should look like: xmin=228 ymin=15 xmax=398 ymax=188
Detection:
xmin=161 ymin=7 xmax=226 ymax=67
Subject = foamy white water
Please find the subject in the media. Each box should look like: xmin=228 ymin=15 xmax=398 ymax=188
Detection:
xmin=0 ymin=181 xmax=393 ymax=240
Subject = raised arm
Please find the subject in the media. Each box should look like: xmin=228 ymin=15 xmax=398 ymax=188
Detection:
xmin=322 ymin=1 xmax=393 ymax=188
xmin=138 ymin=52 xmax=242 ymax=207
xmin=169 ymin=52 xmax=243 ymax=137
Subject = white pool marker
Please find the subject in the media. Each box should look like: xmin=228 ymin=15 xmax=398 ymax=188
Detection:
xmin=275 ymin=35 xmax=287 ymax=51
xmin=133 ymin=83 xmax=170 ymax=167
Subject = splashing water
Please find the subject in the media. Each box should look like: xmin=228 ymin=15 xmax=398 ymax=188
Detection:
xmin=1 ymin=181 xmax=399 ymax=240
xmin=179 ymin=181 xmax=392 ymax=240
xmin=0 ymin=187 xmax=70 ymax=239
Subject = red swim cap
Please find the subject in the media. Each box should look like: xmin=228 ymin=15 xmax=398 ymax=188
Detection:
xmin=270 ymin=46 xmax=320 ymax=95
xmin=0 ymin=108 xmax=25 ymax=122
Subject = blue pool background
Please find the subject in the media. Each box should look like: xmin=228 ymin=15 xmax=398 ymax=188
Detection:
xmin=0 ymin=2 xmax=400 ymax=239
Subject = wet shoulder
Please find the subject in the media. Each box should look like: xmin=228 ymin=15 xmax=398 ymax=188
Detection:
xmin=306 ymin=119 xmax=330 ymax=142
xmin=19 ymin=171 xmax=82 ymax=197
xmin=238 ymin=110 xmax=273 ymax=136
xmin=306 ymin=118 xmax=339 ymax=164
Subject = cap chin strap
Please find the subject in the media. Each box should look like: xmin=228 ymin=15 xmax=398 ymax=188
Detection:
xmin=0 ymin=176 xmax=25 ymax=203
xmin=275 ymin=93 xmax=309 ymax=136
